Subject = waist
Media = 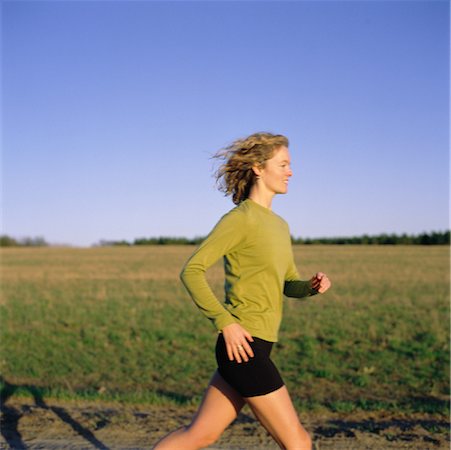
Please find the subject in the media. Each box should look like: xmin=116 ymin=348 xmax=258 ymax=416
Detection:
xmin=217 ymin=333 xmax=274 ymax=356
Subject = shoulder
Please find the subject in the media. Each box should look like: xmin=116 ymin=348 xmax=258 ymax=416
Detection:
xmin=211 ymin=202 xmax=249 ymax=231
xmin=276 ymin=213 xmax=290 ymax=230
xmin=225 ymin=199 xmax=255 ymax=218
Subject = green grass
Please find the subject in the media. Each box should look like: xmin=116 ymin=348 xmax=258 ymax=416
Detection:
xmin=1 ymin=245 xmax=449 ymax=414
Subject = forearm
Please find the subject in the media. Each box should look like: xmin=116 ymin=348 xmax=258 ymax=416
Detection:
xmin=283 ymin=279 xmax=319 ymax=299
xmin=180 ymin=266 xmax=236 ymax=331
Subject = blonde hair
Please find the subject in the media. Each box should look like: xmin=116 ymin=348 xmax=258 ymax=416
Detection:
xmin=213 ymin=132 xmax=289 ymax=204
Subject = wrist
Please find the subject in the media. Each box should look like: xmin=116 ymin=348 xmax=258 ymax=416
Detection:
xmin=308 ymin=280 xmax=319 ymax=296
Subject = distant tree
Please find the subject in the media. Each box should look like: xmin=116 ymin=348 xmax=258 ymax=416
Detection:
xmin=0 ymin=235 xmax=18 ymax=247
xmin=20 ymin=236 xmax=48 ymax=247
xmin=96 ymin=239 xmax=131 ymax=246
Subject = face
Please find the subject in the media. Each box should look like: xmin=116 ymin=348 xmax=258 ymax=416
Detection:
xmin=255 ymin=146 xmax=293 ymax=195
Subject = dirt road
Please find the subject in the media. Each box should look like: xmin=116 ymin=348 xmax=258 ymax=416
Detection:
xmin=1 ymin=398 xmax=449 ymax=449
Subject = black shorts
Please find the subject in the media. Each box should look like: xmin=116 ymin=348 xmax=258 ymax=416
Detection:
xmin=215 ymin=333 xmax=285 ymax=397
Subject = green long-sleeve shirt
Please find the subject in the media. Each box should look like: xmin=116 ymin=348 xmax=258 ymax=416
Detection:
xmin=180 ymin=198 xmax=317 ymax=342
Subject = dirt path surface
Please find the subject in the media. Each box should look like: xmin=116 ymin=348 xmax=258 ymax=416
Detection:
xmin=0 ymin=398 xmax=449 ymax=449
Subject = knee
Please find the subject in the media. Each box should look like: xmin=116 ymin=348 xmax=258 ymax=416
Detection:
xmin=303 ymin=431 xmax=312 ymax=449
xmin=287 ymin=427 xmax=312 ymax=450
xmin=297 ymin=428 xmax=312 ymax=450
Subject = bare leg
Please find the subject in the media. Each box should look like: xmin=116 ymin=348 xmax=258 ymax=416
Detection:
xmin=245 ymin=385 xmax=312 ymax=450
xmin=153 ymin=370 xmax=245 ymax=449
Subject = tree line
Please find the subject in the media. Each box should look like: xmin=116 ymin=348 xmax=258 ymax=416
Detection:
xmin=1 ymin=231 xmax=449 ymax=247
xmin=291 ymin=230 xmax=450 ymax=245
xmin=0 ymin=235 xmax=49 ymax=247
xmin=97 ymin=230 xmax=450 ymax=247
xmin=96 ymin=237 xmax=205 ymax=246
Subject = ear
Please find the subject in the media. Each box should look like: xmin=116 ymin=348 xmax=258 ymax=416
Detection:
xmin=252 ymin=164 xmax=263 ymax=178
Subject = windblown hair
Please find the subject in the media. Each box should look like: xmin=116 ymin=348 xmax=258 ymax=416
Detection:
xmin=213 ymin=132 xmax=289 ymax=205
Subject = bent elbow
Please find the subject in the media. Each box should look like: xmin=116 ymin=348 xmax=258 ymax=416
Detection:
xmin=179 ymin=262 xmax=202 ymax=287
xmin=179 ymin=265 xmax=189 ymax=285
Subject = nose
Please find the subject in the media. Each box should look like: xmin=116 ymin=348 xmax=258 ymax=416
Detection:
xmin=287 ymin=167 xmax=293 ymax=177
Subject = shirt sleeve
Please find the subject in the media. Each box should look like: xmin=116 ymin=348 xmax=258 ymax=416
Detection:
xmin=283 ymin=257 xmax=319 ymax=299
xmin=180 ymin=208 xmax=246 ymax=331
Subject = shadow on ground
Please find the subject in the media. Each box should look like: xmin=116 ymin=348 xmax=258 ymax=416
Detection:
xmin=1 ymin=377 xmax=109 ymax=449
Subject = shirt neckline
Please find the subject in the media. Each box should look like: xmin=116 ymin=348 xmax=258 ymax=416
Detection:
xmin=244 ymin=198 xmax=276 ymax=216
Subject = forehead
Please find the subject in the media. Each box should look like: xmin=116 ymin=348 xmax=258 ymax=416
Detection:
xmin=270 ymin=146 xmax=290 ymax=162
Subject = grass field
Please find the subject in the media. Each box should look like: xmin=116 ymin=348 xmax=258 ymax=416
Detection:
xmin=1 ymin=245 xmax=449 ymax=415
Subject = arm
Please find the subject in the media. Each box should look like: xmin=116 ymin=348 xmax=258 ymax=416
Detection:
xmin=284 ymin=279 xmax=318 ymax=298
xmin=181 ymin=209 xmax=256 ymax=362
xmin=283 ymin=259 xmax=319 ymax=299
xmin=284 ymin=258 xmax=332 ymax=298
xmin=180 ymin=209 xmax=245 ymax=331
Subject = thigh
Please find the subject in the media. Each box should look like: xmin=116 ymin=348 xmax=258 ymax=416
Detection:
xmin=153 ymin=371 xmax=245 ymax=449
xmin=245 ymin=386 xmax=311 ymax=449
xmin=188 ymin=370 xmax=245 ymax=436
xmin=216 ymin=334 xmax=284 ymax=397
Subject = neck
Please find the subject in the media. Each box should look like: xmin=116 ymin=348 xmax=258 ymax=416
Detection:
xmin=248 ymin=186 xmax=275 ymax=210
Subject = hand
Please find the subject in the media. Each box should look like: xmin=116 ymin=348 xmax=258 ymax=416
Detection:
xmin=221 ymin=323 xmax=254 ymax=363
xmin=311 ymin=272 xmax=331 ymax=294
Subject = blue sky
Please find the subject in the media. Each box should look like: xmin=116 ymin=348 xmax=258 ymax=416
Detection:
xmin=2 ymin=0 xmax=449 ymax=246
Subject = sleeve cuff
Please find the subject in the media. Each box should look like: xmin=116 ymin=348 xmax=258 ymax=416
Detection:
xmin=308 ymin=280 xmax=319 ymax=296
xmin=214 ymin=314 xmax=237 ymax=331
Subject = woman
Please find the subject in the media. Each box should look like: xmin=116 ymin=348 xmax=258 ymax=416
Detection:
xmin=154 ymin=132 xmax=331 ymax=449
